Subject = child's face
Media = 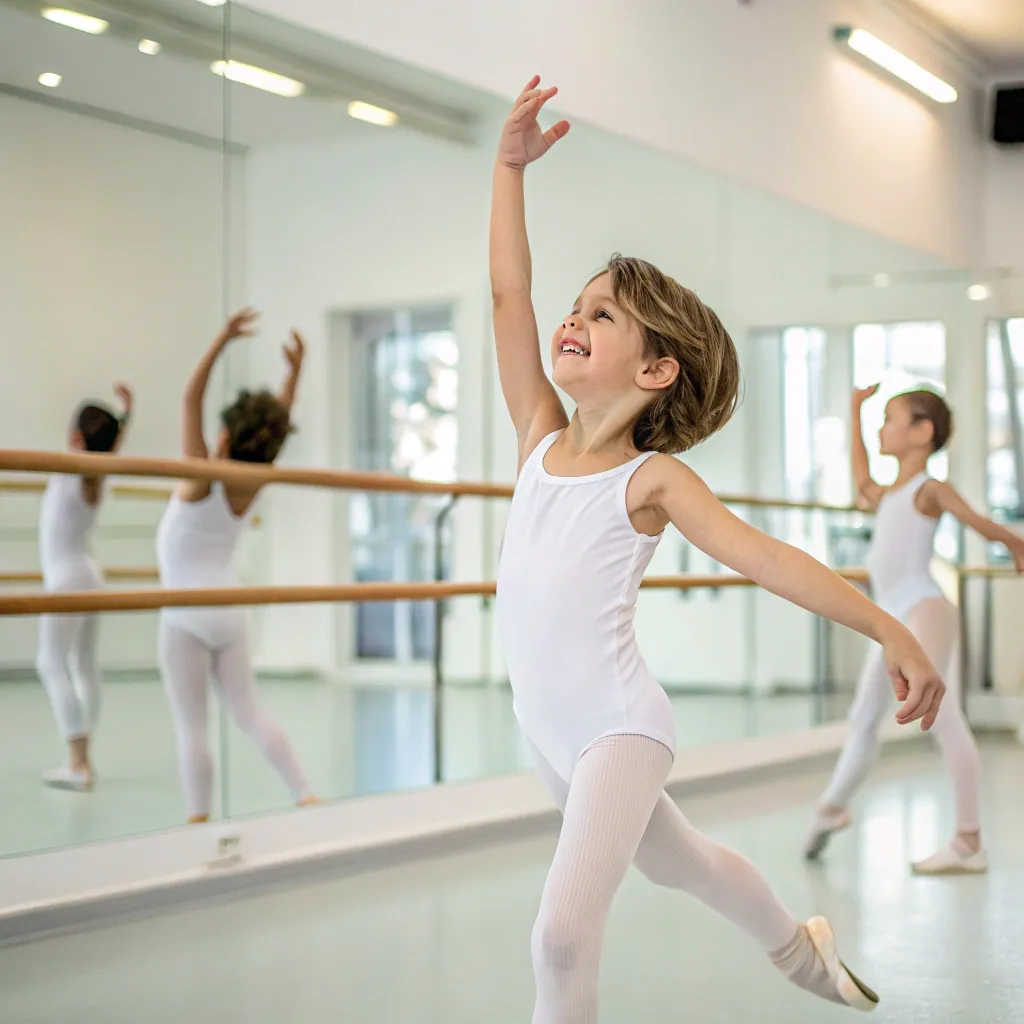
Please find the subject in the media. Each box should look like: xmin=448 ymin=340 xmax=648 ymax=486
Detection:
xmin=550 ymin=274 xmax=646 ymax=401
xmin=879 ymin=396 xmax=932 ymax=458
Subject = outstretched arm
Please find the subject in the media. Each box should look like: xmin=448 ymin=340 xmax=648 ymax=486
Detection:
xmin=491 ymin=76 xmax=570 ymax=467
xmin=921 ymin=481 xmax=1024 ymax=571
xmin=278 ymin=330 xmax=305 ymax=413
xmin=851 ymin=385 xmax=885 ymax=509
xmin=181 ymin=309 xmax=258 ymax=460
xmin=643 ymin=455 xmax=945 ymax=730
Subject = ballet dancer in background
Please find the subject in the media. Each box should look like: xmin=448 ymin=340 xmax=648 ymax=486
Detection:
xmin=491 ymin=76 xmax=947 ymax=1021
xmin=804 ymin=384 xmax=1024 ymax=874
xmin=156 ymin=310 xmax=315 ymax=823
xmin=37 ymin=384 xmax=133 ymax=790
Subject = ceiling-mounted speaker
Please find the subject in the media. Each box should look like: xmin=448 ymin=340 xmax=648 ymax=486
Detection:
xmin=992 ymin=84 xmax=1024 ymax=144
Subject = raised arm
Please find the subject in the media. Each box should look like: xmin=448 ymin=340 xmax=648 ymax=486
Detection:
xmin=920 ymin=481 xmax=1024 ymax=571
xmin=181 ymin=309 xmax=258 ymax=460
xmin=851 ymin=385 xmax=884 ymax=509
xmin=278 ymin=330 xmax=305 ymax=413
xmin=643 ymin=455 xmax=945 ymax=730
xmin=491 ymin=76 xmax=571 ymax=465
xmin=110 ymin=382 xmax=133 ymax=453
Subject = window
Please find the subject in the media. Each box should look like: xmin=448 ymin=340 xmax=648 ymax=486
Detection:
xmin=349 ymin=307 xmax=458 ymax=660
xmin=986 ymin=318 xmax=1024 ymax=520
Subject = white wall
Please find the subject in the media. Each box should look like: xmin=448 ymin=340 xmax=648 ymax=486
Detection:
xmin=241 ymin=0 xmax=986 ymax=267
xmin=242 ymin=109 xmax=982 ymax=689
xmin=984 ymin=142 xmax=1024 ymax=312
xmin=0 ymin=96 xmax=229 ymax=669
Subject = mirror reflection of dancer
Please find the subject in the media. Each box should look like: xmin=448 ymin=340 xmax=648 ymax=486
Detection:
xmin=804 ymin=385 xmax=1024 ymax=874
xmin=37 ymin=384 xmax=132 ymax=791
xmin=156 ymin=311 xmax=315 ymax=823
xmin=491 ymin=77 xmax=948 ymax=1020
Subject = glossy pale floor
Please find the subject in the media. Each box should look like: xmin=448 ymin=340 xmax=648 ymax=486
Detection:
xmin=2 ymin=740 xmax=1022 ymax=1023
xmin=0 ymin=676 xmax=848 ymax=856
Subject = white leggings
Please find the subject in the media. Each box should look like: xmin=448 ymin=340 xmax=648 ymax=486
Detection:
xmin=158 ymin=616 xmax=311 ymax=819
xmin=821 ymin=596 xmax=981 ymax=832
xmin=529 ymin=734 xmax=799 ymax=1023
xmin=36 ymin=613 xmax=101 ymax=741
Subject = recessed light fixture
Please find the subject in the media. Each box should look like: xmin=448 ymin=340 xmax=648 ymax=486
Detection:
xmin=834 ymin=26 xmax=957 ymax=104
xmin=873 ymin=273 xmax=891 ymax=288
xmin=195 ymin=0 xmax=227 ymax=6
xmin=138 ymin=39 xmax=161 ymax=56
xmin=38 ymin=72 xmax=62 ymax=88
xmin=967 ymin=284 xmax=991 ymax=302
xmin=210 ymin=60 xmax=305 ymax=98
xmin=42 ymin=7 xmax=109 ymax=34
xmin=347 ymin=100 xmax=398 ymax=127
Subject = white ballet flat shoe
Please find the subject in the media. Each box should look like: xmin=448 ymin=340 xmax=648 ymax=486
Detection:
xmin=42 ymin=766 xmax=94 ymax=792
xmin=805 ymin=916 xmax=880 ymax=1011
xmin=911 ymin=843 xmax=988 ymax=876
xmin=802 ymin=807 xmax=851 ymax=860
xmin=770 ymin=916 xmax=879 ymax=1011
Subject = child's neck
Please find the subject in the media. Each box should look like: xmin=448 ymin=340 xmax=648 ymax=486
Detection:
xmin=566 ymin=405 xmax=643 ymax=458
xmin=894 ymin=452 xmax=930 ymax=486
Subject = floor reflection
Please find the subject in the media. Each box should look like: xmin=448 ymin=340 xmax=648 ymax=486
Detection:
xmin=0 ymin=677 xmax=852 ymax=856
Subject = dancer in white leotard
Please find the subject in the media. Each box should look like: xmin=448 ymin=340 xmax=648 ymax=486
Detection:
xmin=37 ymin=385 xmax=133 ymax=791
xmin=492 ymin=78 xmax=946 ymax=1022
xmin=805 ymin=385 xmax=1024 ymax=873
xmin=157 ymin=310 xmax=314 ymax=823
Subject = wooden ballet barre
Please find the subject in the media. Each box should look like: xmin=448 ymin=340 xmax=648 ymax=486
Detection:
xmin=0 ymin=477 xmax=173 ymax=501
xmin=0 ymin=568 xmax=159 ymax=584
xmin=0 ymin=570 xmax=871 ymax=616
xmin=0 ymin=450 xmax=862 ymax=513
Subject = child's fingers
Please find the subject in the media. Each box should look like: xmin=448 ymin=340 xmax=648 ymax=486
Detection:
xmin=542 ymin=120 xmax=571 ymax=148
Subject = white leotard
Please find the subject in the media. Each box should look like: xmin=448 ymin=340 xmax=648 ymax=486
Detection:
xmin=866 ymin=472 xmax=942 ymax=620
xmin=156 ymin=483 xmax=253 ymax=646
xmin=496 ymin=430 xmax=676 ymax=782
xmin=38 ymin=474 xmax=103 ymax=591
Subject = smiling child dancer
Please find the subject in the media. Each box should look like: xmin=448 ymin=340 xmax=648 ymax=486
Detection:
xmin=492 ymin=77 xmax=947 ymax=1022
xmin=804 ymin=384 xmax=1024 ymax=874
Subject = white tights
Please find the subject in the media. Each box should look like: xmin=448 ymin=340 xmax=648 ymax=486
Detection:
xmin=158 ymin=617 xmax=311 ymax=819
xmin=36 ymin=613 xmax=100 ymax=741
xmin=821 ymin=596 xmax=981 ymax=832
xmin=530 ymin=734 xmax=799 ymax=1024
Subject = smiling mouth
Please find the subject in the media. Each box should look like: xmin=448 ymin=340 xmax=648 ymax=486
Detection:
xmin=559 ymin=342 xmax=590 ymax=357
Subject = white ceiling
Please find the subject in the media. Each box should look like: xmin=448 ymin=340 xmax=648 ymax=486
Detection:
xmin=0 ymin=0 xmax=488 ymax=149
xmin=906 ymin=0 xmax=1024 ymax=75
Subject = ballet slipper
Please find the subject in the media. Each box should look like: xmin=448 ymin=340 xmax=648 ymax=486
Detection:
xmin=187 ymin=814 xmax=210 ymax=824
xmin=42 ymin=766 xmax=94 ymax=792
xmin=802 ymin=807 xmax=851 ymax=860
xmin=770 ymin=918 xmax=879 ymax=1011
xmin=911 ymin=841 xmax=988 ymax=875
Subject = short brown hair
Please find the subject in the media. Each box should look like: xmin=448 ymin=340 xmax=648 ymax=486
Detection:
xmin=900 ymin=388 xmax=952 ymax=452
xmin=221 ymin=389 xmax=294 ymax=463
xmin=75 ymin=403 xmax=122 ymax=452
xmin=594 ymin=255 xmax=741 ymax=454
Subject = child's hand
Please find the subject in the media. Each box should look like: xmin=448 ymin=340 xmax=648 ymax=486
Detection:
xmin=497 ymin=75 xmax=570 ymax=171
xmin=282 ymin=330 xmax=305 ymax=372
xmin=882 ymin=627 xmax=945 ymax=731
xmin=1006 ymin=531 xmax=1024 ymax=573
xmin=113 ymin=382 xmax=133 ymax=412
xmin=851 ymin=383 xmax=879 ymax=407
xmin=218 ymin=308 xmax=259 ymax=346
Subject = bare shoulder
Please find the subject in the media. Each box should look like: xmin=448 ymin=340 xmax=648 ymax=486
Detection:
xmin=916 ymin=478 xmax=954 ymax=516
xmin=630 ymin=453 xmax=703 ymax=507
xmin=176 ymin=478 xmax=211 ymax=504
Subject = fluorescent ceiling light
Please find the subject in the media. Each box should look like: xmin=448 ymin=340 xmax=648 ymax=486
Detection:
xmin=195 ymin=0 xmax=226 ymax=6
xmin=210 ymin=60 xmax=305 ymax=98
xmin=42 ymin=7 xmax=108 ymax=34
xmin=347 ymin=100 xmax=398 ymax=127
xmin=967 ymin=284 xmax=991 ymax=302
xmin=835 ymin=27 xmax=957 ymax=104
xmin=37 ymin=72 xmax=62 ymax=88
xmin=138 ymin=39 xmax=161 ymax=55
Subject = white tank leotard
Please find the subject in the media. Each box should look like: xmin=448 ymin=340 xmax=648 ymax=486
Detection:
xmin=38 ymin=474 xmax=103 ymax=591
xmin=865 ymin=472 xmax=943 ymax=620
xmin=496 ymin=430 xmax=676 ymax=782
xmin=156 ymin=483 xmax=253 ymax=647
